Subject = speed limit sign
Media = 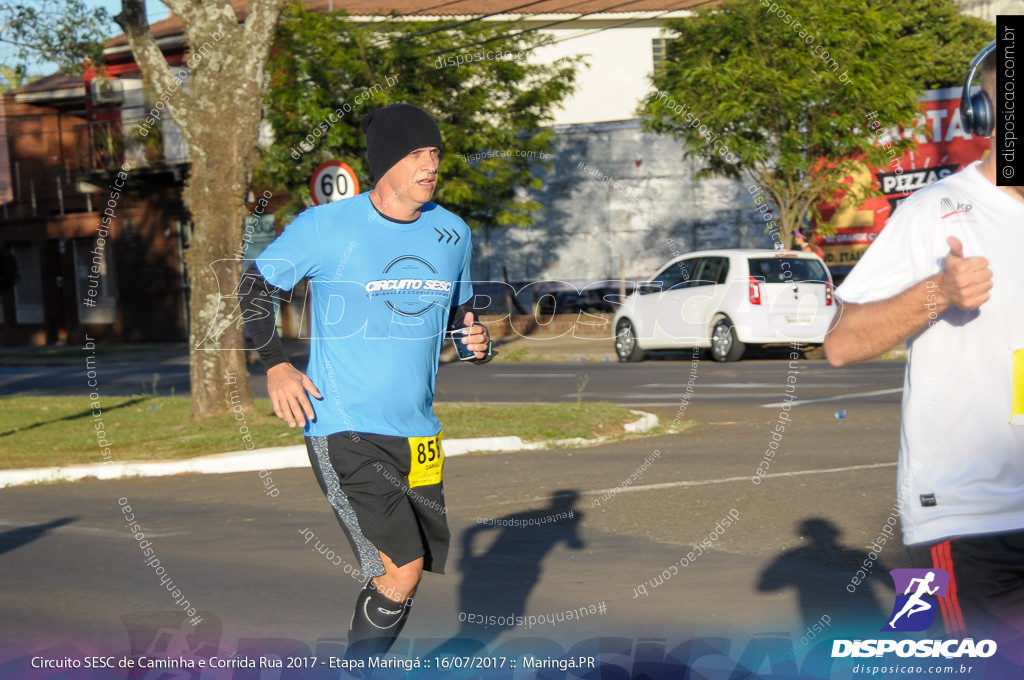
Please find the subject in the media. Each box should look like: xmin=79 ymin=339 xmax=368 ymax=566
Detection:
xmin=310 ymin=161 xmax=360 ymax=205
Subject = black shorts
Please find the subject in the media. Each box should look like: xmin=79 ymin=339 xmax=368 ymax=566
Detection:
xmin=305 ymin=431 xmax=450 ymax=578
xmin=909 ymin=529 xmax=1024 ymax=639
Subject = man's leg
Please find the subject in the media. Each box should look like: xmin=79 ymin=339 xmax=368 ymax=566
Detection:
xmin=347 ymin=553 xmax=424 ymax=660
xmin=374 ymin=552 xmax=423 ymax=603
xmin=305 ymin=433 xmax=447 ymax=660
xmin=910 ymin=532 xmax=1024 ymax=639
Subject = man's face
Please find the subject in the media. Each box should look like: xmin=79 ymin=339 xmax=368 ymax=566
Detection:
xmin=381 ymin=146 xmax=441 ymax=204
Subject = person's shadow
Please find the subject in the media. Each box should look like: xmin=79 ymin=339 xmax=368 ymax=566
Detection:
xmin=424 ymin=490 xmax=584 ymax=659
xmin=757 ymin=518 xmax=894 ymax=638
xmin=0 ymin=517 xmax=75 ymax=557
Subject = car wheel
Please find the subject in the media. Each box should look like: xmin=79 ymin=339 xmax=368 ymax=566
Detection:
xmin=710 ymin=317 xmax=745 ymax=362
xmin=615 ymin=319 xmax=645 ymax=362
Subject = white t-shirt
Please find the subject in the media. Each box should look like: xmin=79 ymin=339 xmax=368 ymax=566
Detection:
xmin=837 ymin=161 xmax=1024 ymax=546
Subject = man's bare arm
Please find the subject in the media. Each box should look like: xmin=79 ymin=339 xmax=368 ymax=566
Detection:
xmin=824 ymin=276 xmax=942 ymax=367
xmin=824 ymin=236 xmax=992 ymax=367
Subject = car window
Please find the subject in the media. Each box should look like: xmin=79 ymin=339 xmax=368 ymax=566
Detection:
xmin=748 ymin=257 xmax=829 ymax=283
xmin=716 ymin=258 xmax=730 ymax=283
xmin=675 ymin=258 xmax=698 ymax=287
xmin=652 ymin=268 xmax=682 ymax=290
xmin=654 ymin=258 xmax=696 ymax=290
xmin=693 ymin=257 xmax=728 ymax=286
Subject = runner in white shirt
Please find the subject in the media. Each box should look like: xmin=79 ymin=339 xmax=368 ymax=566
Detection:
xmin=825 ymin=42 xmax=1024 ymax=639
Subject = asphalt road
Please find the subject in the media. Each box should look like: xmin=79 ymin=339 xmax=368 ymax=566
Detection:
xmin=0 ymin=347 xmax=905 ymax=412
xmin=435 ymin=359 xmax=904 ymax=409
xmin=0 ymin=363 xmax=930 ymax=677
xmin=0 ymin=352 xmax=193 ymax=397
xmin=6 ymin=351 xmax=982 ymax=677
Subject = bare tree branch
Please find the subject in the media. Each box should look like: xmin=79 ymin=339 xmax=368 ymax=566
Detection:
xmin=115 ymin=0 xmax=186 ymax=114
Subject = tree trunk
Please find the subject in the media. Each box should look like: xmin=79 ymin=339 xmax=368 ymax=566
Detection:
xmin=186 ymin=140 xmax=254 ymax=417
xmin=116 ymin=0 xmax=285 ymax=419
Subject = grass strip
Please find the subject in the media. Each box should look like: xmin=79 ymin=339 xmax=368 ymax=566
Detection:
xmin=0 ymin=396 xmax=639 ymax=470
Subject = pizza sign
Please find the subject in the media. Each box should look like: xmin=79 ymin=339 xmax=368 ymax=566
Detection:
xmin=815 ymin=87 xmax=990 ymax=271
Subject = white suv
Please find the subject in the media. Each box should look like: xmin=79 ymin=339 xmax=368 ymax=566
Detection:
xmin=613 ymin=249 xmax=835 ymax=362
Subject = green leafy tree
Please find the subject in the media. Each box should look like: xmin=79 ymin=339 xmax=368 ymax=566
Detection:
xmin=639 ymin=0 xmax=991 ymax=247
xmin=890 ymin=0 xmax=993 ymax=89
xmin=0 ymin=64 xmax=29 ymax=91
xmin=0 ymin=0 xmax=113 ymax=74
xmin=257 ymin=2 xmax=581 ymax=231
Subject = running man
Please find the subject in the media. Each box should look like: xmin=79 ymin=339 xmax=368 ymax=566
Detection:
xmin=824 ymin=42 xmax=1024 ymax=638
xmin=889 ymin=572 xmax=939 ymax=628
xmin=240 ymin=103 xmax=492 ymax=659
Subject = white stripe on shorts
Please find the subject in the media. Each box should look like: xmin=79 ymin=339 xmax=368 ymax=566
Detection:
xmin=309 ymin=435 xmax=386 ymax=578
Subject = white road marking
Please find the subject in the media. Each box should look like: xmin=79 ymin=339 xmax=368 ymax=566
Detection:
xmin=640 ymin=382 xmax=777 ymax=388
xmin=493 ymin=373 xmax=578 ymax=378
xmin=641 ymin=382 xmax=858 ymax=389
xmin=565 ymin=392 xmax=781 ymax=400
xmin=462 ymin=461 xmax=897 ymax=511
xmin=759 ymin=387 xmax=903 ymax=408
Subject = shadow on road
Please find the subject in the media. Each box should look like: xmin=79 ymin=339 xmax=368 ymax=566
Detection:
xmin=757 ymin=517 xmax=894 ymax=637
xmin=0 ymin=517 xmax=76 ymax=557
xmin=422 ymin=490 xmax=584 ymax=658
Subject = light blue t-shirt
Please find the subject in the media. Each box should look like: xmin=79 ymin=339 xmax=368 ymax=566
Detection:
xmin=255 ymin=193 xmax=473 ymax=438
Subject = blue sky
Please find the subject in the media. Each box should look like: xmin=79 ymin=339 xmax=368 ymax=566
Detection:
xmin=14 ymin=0 xmax=171 ymax=75
xmin=83 ymin=0 xmax=171 ymax=24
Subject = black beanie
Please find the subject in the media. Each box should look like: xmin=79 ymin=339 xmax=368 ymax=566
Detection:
xmin=360 ymin=103 xmax=444 ymax=182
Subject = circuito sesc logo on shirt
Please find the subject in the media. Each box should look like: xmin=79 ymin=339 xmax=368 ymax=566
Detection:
xmin=364 ymin=255 xmax=454 ymax=316
xmin=882 ymin=568 xmax=949 ymax=632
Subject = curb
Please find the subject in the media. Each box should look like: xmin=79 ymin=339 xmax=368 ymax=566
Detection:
xmin=0 ymin=410 xmax=659 ymax=488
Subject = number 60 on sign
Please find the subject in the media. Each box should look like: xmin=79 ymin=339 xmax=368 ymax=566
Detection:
xmin=310 ymin=161 xmax=360 ymax=205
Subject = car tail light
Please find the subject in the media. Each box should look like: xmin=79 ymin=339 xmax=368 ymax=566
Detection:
xmin=825 ymin=282 xmax=833 ymax=306
xmin=748 ymin=277 xmax=762 ymax=305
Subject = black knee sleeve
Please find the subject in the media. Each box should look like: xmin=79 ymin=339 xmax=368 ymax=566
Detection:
xmin=347 ymin=581 xmax=412 ymax=660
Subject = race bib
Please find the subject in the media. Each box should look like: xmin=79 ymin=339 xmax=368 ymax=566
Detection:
xmin=1012 ymin=349 xmax=1024 ymax=426
xmin=408 ymin=431 xmax=444 ymax=488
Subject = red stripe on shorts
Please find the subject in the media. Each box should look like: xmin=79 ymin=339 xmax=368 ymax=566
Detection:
xmin=931 ymin=540 xmax=967 ymax=637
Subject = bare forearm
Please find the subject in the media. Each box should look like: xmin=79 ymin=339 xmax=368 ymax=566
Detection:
xmin=824 ymin=274 xmax=946 ymax=367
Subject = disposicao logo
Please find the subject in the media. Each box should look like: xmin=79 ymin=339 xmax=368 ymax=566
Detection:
xmin=831 ymin=568 xmax=997 ymax=660
xmin=883 ymin=568 xmax=948 ymax=632
xmin=831 ymin=638 xmax=996 ymax=659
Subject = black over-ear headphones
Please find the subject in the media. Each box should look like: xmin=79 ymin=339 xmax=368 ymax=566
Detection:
xmin=960 ymin=40 xmax=997 ymax=138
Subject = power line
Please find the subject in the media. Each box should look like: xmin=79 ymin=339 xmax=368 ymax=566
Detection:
xmin=391 ymin=0 xmax=557 ymax=43
xmin=414 ymin=0 xmax=665 ymax=59
xmin=545 ymin=0 xmax=713 ymax=47
xmin=359 ymin=0 xmax=695 ymax=59
xmin=407 ymin=0 xmax=609 ymax=47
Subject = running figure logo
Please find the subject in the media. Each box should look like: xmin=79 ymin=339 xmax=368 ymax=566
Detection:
xmin=883 ymin=569 xmax=949 ymax=632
